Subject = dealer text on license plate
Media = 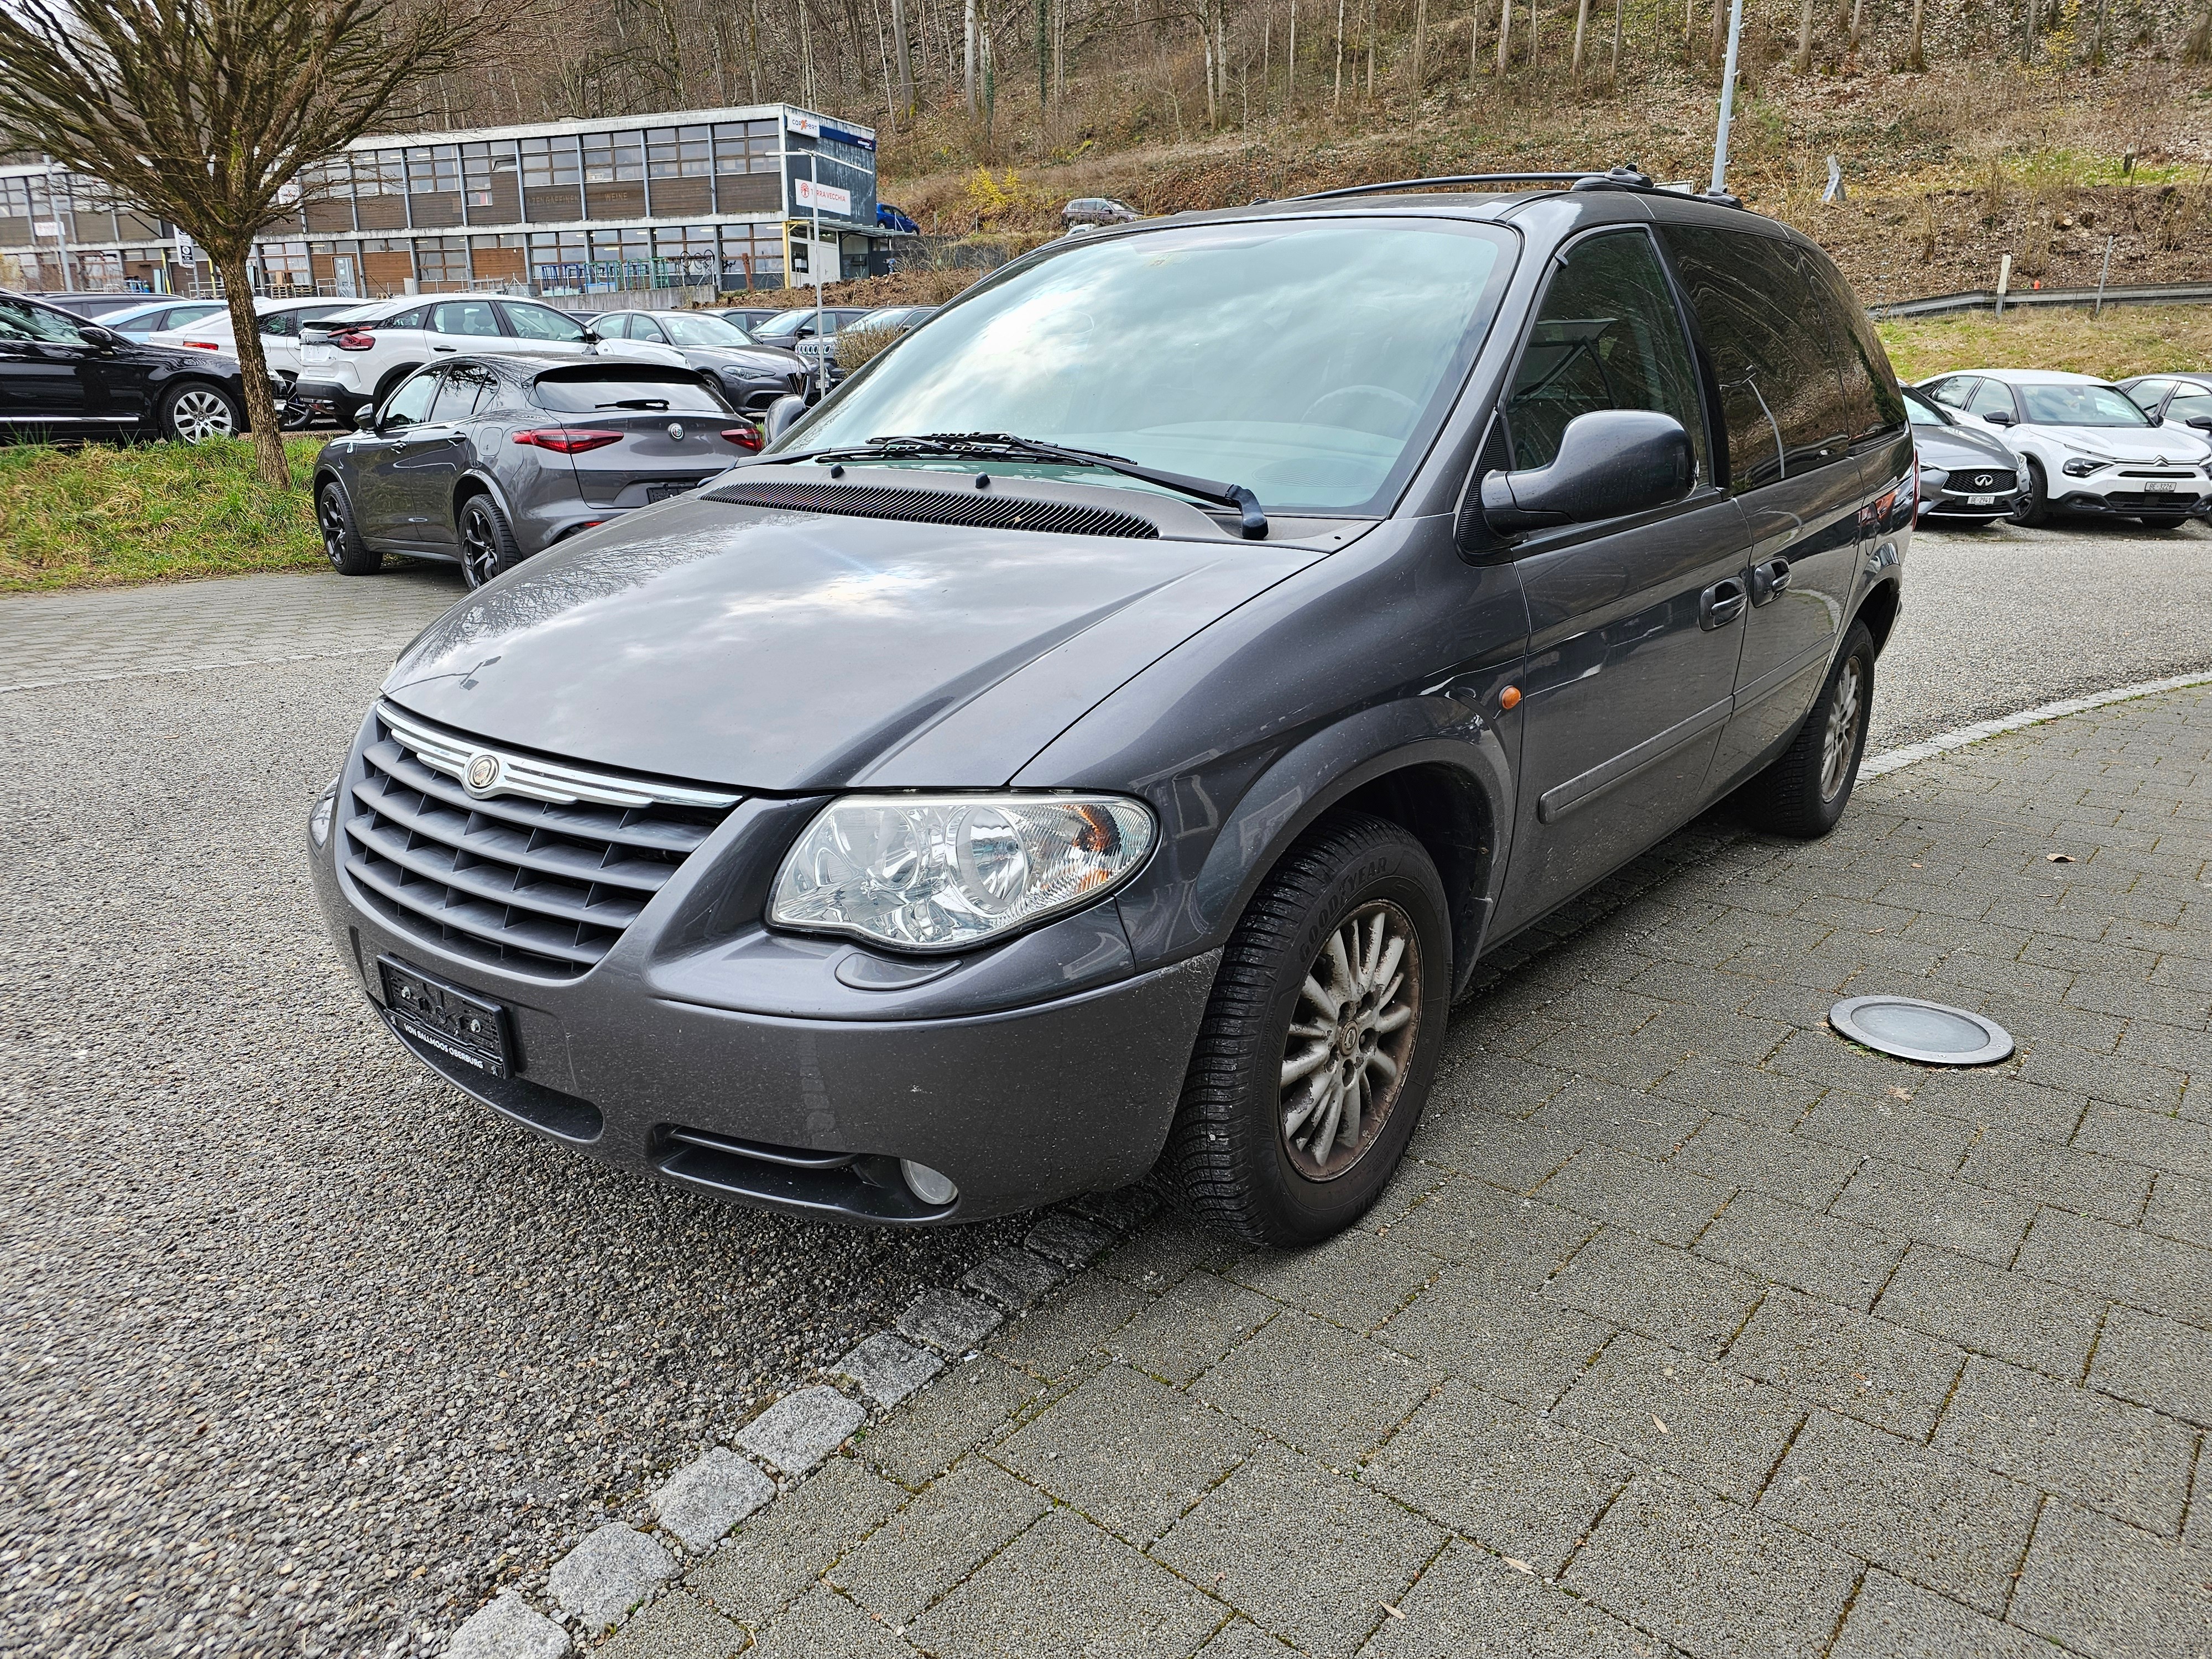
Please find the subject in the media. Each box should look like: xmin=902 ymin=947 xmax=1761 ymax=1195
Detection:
xmin=379 ymin=956 xmax=512 ymax=1077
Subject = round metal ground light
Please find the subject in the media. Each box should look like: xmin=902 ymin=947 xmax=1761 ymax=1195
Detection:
xmin=1829 ymin=996 xmax=2015 ymax=1067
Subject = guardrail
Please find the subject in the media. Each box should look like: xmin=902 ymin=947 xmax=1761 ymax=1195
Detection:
xmin=1871 ymin=280 xmax=2212 ymax=319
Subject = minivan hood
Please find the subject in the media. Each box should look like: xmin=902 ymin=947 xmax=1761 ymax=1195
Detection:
xmin=382 ymin=495 xmax=1323 ymax=791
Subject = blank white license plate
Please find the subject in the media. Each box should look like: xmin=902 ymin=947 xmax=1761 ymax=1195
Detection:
xmin=2145 ymin=480 xmax=2178 ymax=493
xmin=1967 ymin=494 xmax=1996 ymax=506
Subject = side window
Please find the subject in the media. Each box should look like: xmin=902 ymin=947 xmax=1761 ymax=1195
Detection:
xmin=1928 ymin=378 xmax=1976 ymax=411
xmin=2167 ymin=390 xmax=2212 ymax=424
xmin=1798 ymin=249 xmax=1906 ymax=443
xmin=380 ymin=370 xmax=440 ymax=429
xmin=1500 ymin=229 xmax=1709 ymax=482
xmin=0 ymin=299 xmax=86 ymax=343
xmin=433 ymin=363 xmax=498 ymax=419
xmin=1965 ymin=380 xmax=2016 ymax=419
xmin=1659 ymin=225 xmax=1851 ymax=488
xmin=2125 ymin=379 xmax=2173 ymax=412
xmin=502 ymin=302 xmax=587 ymax=343
xmin=387 ymin=306 xmax=427 ymax=331
xmin=431 ymin=300 xmax=504 ymax=337
xmin=629 ymin=315 xmax=666 ymax=342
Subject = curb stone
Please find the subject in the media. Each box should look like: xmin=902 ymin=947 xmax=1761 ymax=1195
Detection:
xmin=650 ymin=1448 xmax=776 ymax=1551
xmin=546 ymin=1525 xmax=676 ymax=1633
xmin=736 ymin=1386 xmax=868 ymax=1477
xmin=446 ymin=1592 xmax=570 ymax=1659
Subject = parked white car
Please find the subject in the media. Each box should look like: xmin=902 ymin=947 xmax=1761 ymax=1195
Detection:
xmin=145 ymin=296 xmax=366 ymax=425
xmin=293 ymin=293 xmax=681 ymax=426
xmin=1916 ymin=368 xmax=2212 ymax=529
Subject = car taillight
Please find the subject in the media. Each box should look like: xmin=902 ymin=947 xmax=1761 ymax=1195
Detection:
xmin=183 ymin=339 xmax=221 ymax=351
xmin=721 ymin=425 xmax=763 ymax=452
xmin=513 ymin=428 xmax=623 ymax=454
xmin=331 ymin=330 xmax=375 ymax=351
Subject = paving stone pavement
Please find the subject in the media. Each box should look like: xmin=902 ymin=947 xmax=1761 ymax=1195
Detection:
xmin=523 ymin=684 xmax=2212 ymax=1659
xmin=0 ymin=565 xmax=459 ymax=690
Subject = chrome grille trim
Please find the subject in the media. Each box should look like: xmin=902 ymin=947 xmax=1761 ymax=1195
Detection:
xmin=345 ymin=707 xmax=741 ymax=978
xmin=377 ymin=701 xmax=741 ymax=811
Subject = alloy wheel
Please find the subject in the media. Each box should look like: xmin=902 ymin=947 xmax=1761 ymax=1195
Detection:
xmin=1280 ymin=900 xmax=1422 ymax=1181
xmin=318 ymin=490 xmax=348 ymax=567
xmin=1820 ymin=656 xmax=1863 ymax=803
xmin=461 ymin=508 xmax=499 ymax=588
xmin=169 ymin=388 xmax=236 ymax=443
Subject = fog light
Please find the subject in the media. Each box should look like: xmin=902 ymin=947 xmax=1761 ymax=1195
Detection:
xmin=308 ymin=779 xmax=339 ymax=848
xmin=900 ymin=1159 xmax=958 ymax=1206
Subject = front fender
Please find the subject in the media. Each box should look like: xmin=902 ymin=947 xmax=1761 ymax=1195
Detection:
xmin=1123 ymin=703 xmax=1520 ymax=999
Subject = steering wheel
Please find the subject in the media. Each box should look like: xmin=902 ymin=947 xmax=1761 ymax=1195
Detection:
xmin=1301 ymin=384 xmax=1420 ymax=425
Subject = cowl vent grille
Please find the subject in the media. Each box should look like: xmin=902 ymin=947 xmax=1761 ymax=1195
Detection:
xmin=707 ymin=478 xmax=1161 ymax=539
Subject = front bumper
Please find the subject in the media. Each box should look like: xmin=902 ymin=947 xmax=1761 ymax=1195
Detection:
xmin=2051 ymin=484 xmax=2209 ymax=518
xmin=307 ymin=732 xmax=1218 ymax=1224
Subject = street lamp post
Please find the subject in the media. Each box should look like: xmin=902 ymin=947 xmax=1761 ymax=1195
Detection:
xmin=1709 ymin=0 xmax=1746 ymax=197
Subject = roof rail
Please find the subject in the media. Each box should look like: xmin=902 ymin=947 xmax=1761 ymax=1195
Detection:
xmin=1293 ymin=165 xmax=1654 ymax=201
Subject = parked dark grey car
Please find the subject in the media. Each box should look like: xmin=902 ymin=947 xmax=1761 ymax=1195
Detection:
xmin=586 ymin=309 xmax=810 ymax=411
xmin=311 ymin=353 xmax=760 ymax=587
xmin=308 ymin=173 xmax=1912 ymax=1245
xmin=1903 ymin=387 xmax=2021 ymax=525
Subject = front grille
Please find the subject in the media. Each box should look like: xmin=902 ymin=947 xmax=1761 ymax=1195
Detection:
xmin=342 ymin=703 xmax=740 ymax=978
xmin=1942 ymin=467 xmax=2016 ymax=493
xmin=2117 ymin=469 xmax=2196 ymax=479
xmin=707 ymin=478 xmax=1162 ymax=539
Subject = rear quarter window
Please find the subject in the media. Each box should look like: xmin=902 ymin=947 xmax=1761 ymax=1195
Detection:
xmin=530 ymin=372 xmax=730 ymax=414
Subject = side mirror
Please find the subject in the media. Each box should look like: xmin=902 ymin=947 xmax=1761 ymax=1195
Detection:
xmin=580 ymin=328 xmax=601 ymax=345
xmin=354 ymin=406 xmax=379 ymax=432
xmin=1983 ymin=411 xmax=2013 ymax=426
xmin=82 ymin=324 xmax=119 ymax=347
xmin=1477 ymin=409 xmax=1694 ymax=536
xmin=2188 ymin=415 xmax=2212 ymax=431
xmin=763 ymin=394 xmax=807 ymax=444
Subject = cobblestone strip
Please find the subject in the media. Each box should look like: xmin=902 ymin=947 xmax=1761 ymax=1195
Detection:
xmin=1860 ymin=669 xmax=2212 ymax=780
xmin=446 ymin=688 xmax=2212 ymax=1658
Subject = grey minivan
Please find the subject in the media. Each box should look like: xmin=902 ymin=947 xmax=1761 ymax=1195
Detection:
xmin=308 ymin=170 xmax=1912 ymax=1245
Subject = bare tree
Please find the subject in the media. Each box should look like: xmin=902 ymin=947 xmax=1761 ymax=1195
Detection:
xmin=0 ymin=0 xmax=505 ymax=486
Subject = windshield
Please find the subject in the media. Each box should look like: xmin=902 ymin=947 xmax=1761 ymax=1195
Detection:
xmin=2018 ymin=383 xmax=2152 ymax=427
xmin=775 ymin=217 xmax=1515 ymax=514
xmin=1902 ymin=390 xmax=1950 ymax=427
xmin=662 ymin=313 xmax=753 ymax=348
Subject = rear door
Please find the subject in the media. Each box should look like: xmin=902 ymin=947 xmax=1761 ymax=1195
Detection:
xmin=353 ymin=368 xmax=461 ymax=546
xmin=498 ymin=300 xmax=593 ymax=359
xmin=1490 ymin=227 xmax=1756 ymax=931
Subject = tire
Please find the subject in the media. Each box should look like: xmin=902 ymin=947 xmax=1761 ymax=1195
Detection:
xmin=2138 ymin=513 xmax=2189 ymax=530
xmin=459 ymin=493 xmax=523 ymax=589
xmin=2011 ymin=457 xmax=2049 ymax=527
xmin=160 ymin=380 xmax=243 ymax=445
xmin=278 ymin=395 xmax=314 ymax=431
xmin=1159 ymin=811 xmax=1453 ymax=1247
xmin=1735 ymin=621 xmax=1876 ymax=839
xmin=317 ymin=479 xmax=382 ymax=576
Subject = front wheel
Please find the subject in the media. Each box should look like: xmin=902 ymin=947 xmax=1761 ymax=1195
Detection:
xmin=1735 ymin=621 xmax=1875 ymax=839
xmin=318 ymin=481 xmax=381 ymax=576
xmin=2011 ymin=457 xmax=2049 ymax=527
xmin=1159 ymin=811 xmax=1452 ymax=1247
xmin=160 ymin=381 xmax=243 ymax=445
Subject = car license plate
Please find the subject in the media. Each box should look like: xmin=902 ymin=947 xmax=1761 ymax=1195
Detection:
xmin=644 ymin=481 xmax=695 ymax=503
xmin=2146 ymin=479 xmax=2178 ymax=493
xmin=379 ymin=956 xmax=512 ymax=1077
xmin=1967 ymin=493 xmax=1996 ymax=507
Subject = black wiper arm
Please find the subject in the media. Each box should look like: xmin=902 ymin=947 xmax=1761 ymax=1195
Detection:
xmin=596 ymin=398 xmax=671 ymax=409
xmin=784 ymin=431 xmax=1269 ymax=539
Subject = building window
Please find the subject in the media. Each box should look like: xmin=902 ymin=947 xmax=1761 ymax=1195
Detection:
xmin=582 ymin=130 xmax=644 ymax=184
xmin=520 ymin=136 xmax=581 ymax=189
xmin=714 ymin=121 xmax=782 ymax=175
xmin=648 ymin=126 xmax=713 ymax=179
xmin=356 ymin=150 xmax=406 ymax=197
xmin=408 ymin=147 xmax=462 ymax=194
xmin=416 ymin=237 xmax=469 ymax=288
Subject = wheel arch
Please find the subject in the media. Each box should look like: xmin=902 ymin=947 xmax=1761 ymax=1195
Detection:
xmin=1854 ymin=576 xmax=1902 ymax=658
xmin=1161 ymin=707 xmax=1517 ymax=1003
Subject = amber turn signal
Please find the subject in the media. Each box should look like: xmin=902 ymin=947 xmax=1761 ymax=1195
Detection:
xmin=1500 ymin=685 xmax=1522 ymax=711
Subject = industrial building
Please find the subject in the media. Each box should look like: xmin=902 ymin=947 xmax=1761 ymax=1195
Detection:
xmin=0 ymin=103 xmax=901 ymax=300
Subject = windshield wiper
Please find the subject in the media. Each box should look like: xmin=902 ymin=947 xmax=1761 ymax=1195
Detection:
xmin=784 ymin=431 xmax=1268 ymax=539
xmin=597 ymin=398 xmax=671 ymax=410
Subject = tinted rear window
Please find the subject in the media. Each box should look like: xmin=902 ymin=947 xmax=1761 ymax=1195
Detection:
xmin=530 ymin=371 xmax=729 ymax=414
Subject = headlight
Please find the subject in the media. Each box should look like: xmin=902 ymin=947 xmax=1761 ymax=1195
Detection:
xmin=2062 ymin=457 xmax=2111 ymax=477
xmin=1919 ymin=467 xmax=1948 ymax=493
xmin=769 ymin=794 xmax=1156 ymax=952
xmin=308 ymin=777 xmax=340 ymax=848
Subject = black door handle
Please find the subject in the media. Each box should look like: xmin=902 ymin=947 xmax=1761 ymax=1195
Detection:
xmin=1750 ymin=557 xmax=1791 ymax=605
xmin=1700 ymin=577 xmax=1747 ymax=630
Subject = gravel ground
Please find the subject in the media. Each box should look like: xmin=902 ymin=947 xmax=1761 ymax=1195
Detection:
xmin=1871 ymin=515 xmax=2212 ymax=749
xmin=3 ymin=512 xmax=2208 ymax=1659
xmin=0 ymin=654 xmax=1026 ymax=1658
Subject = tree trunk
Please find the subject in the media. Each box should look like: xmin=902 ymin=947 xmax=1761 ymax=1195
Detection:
xmin=1571 ymin=0 xmax=1589 ymax=74
xmin=1201 ymin=19 xmax=1217 ymax=124
xmin=1906 ymin=0 xmax=1923 ymax=66
xmin=1411 ymin=0 xmax=1428 ymax=82
xmin=1365 ymin=0 xmax=1376 ymax=93
xmin=1708 ymin=0 xmax=1724 ymax=68
xmin=1794 ymin=0 xmax=1812 ymax=70
xmin=1289 ymin=0 xmax=1298 ymax=102
xmin=1495 ymin=0 xmax=1512 ymax=72
xmin=892 ymin=0 xmax=915 ymax=111
xmin=1220 ymin=3 xmax=1230 ymax=107
xmin=1610 ymin=0 xmax=1623 ymax=75
xmin=2023 ymin=0 xmax=2038 ymax=61
xmin=1846 ymin=0 xmax=1863 ymax=51
xmin=1037 ymin=0 xmax=1049 ymax=110
xmin=2088 ymin=0 xmax=2109 ymax=64
xmin=1333 ymin=0 xmax=1346 ymax=105
xmin=1469 ymin=0 xmax=1484 ymax=76
xmin=216 ymin=249 xmax=285 ymax=488
xmin=964 ymin=0 xmax=976 ymax=111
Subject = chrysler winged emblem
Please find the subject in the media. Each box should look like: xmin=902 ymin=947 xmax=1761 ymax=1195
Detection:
xmin=465 ymin=752 xmax=500 ymax=795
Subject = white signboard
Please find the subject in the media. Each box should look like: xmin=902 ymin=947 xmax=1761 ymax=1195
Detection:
xmin=792 ymin=177 xmax=851 ymax=217
xmin=785 ymin=111 xmax=821 ymax=138
xmin=32 ymin=220 xmax=61 ymax=237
